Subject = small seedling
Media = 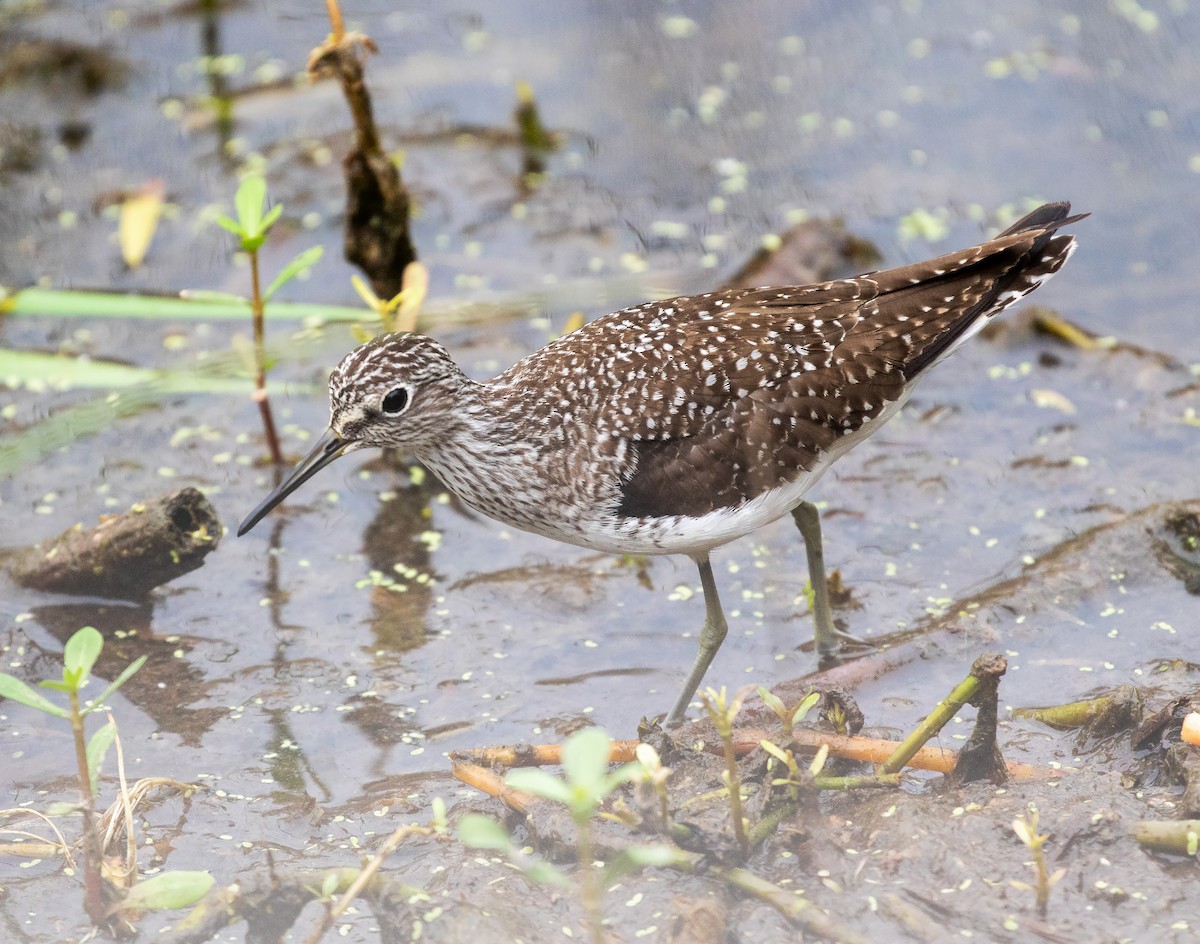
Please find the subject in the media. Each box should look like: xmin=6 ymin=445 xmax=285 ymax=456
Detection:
xmin=0 ymin=627 xmax=211 ymax=926
xmin=630 ymin=742 xmax=672 ymax=832
xmin=756 ymin=686 xmax=821 ymax=739
xmin=459 ymin=727 xmax=680 ymax=944
xmin=759 ymin=739 xmax=830 ymax=800
xmin=1011 ymin=803 xmax=1065 ymax=916
xmin=700 ymin=686 xmax=753 ymax=858
xmin=215 ymin=173 xmax=324 ymax=465
xmin=349 ymin=260 xmax=428 ymax=337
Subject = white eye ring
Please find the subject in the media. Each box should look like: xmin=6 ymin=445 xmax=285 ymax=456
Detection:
xmin=381 ymin=387 xmax=410 ymax=414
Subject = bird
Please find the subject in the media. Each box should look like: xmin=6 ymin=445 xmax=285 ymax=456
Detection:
xmin=239 ymin=201 xmax=1085 ymax=726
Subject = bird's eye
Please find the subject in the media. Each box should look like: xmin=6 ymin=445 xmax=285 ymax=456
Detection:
xmin=381 ymin=387 xmax=410 ymax=414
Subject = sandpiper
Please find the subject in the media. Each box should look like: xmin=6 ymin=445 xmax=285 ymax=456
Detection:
xmin=240 ymin=202 xmax=1084 ymax=725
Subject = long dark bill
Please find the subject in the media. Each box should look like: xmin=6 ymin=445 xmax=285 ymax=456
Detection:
xmin=237 ymin=429 xmax=349 ymax=536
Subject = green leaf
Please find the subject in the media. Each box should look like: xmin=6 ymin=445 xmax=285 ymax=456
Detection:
xmin=319 ymin=872 xmax=339 ymax=900
xmin=86 ymin=720 xmax=117 ymax=797
xmin=260 ymin=202 xmax=283 ymax=233
xmin=758 ymin=739 xmax=792 ymax=766
xmin=0 ymin=375 xmax=247 ymax=480
xmin=601 ymin=762 xmax=637 ymax=796
xmin=1 ymin=287 xmax=367 ymax=321
xmin=350 ymin=273 xmax=380 ymax=310
xmin=213 ymin=215 xmax=244 ymax=237
xmin=234 ymin=175 xmax=267 ymax=235
xmin=602 ymin=843 xmax=683 ymax=882
xmin=0 ymin=342 xmax=319 ymax=479
xmin=0 ymin=348 xmax=257 ymax=393
xmin=0 ymin=673 xmax=68 ymax=717
xmin=757 ymin=685 xmax=786 ymax=717
xmin=1 ymin=349 xmax=161 ymax=389
xmin=561 ymin=726 xmax=612 ymax=798
xmin=807 ymin=743 xmax=829 ymax=778
xmin=4 ymin=273 xmax=661 ymax=328
xmin=504 ymin=768 xmax=573 ymax=805
xmin=621 ymin=843 xmax=683 ymax=867
xmin=177 ymin=289 xmax=249 ymax=305
xmin=39 ymin=679 xmax=76 ymax=693
xmin=83 ymin=655 xmax=147 ymax=715
xmin=63 ymin=627 xmax=103 ymax=685
xmin=520 ymin=860 xmax=570 ymax=887
xmin=430 ymin=796 xmax=447 ymax=833
xmin=457 ymin=814 xmax=515 ymax=851
xmin=263 ymin=245 xmax=324 ymax=302
xmin=119 ymin=871 xmax=215 ymax=912
xmin=792 ymin=690 xmax=821 ymax=725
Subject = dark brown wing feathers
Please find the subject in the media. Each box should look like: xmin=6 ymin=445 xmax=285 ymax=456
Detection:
xmin=610 ymin=204 xmax=1084 ymax=520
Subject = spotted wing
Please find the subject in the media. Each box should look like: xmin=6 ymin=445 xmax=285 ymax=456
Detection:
xmin=504 ymin=203 xmax=1082 ymax=519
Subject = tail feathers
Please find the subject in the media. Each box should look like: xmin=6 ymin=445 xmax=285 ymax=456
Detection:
xmin=997 ymin=201 xmax=1089 ymax=238
xmin=899 ymin=205 xmax=1083 ymax=376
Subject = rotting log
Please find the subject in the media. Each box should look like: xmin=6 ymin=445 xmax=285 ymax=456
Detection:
xmin=10 ymin=487 xmax=220 ymax=600
xmin=307 ymin=32 xmax=416 ymax=301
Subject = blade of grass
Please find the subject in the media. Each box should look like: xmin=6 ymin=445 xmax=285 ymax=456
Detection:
xmin=2 ymin=272 xmax=671 ymax=329
xmin=0 ymin=349 xmax=250 ymax=392
xmin=0 ymin=348 xmax=321 ymax=477
xmin=1 ymin=287 xmax=366 ymax=322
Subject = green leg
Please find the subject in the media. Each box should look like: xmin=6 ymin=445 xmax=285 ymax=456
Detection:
xmin=791 ymin=500 xmax=836 ymax=656
xmin=665 ymin=556 xmax=728 ymax=726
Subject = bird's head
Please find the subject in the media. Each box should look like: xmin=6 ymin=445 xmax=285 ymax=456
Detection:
xmin=238 ymin=333 xmax=465 ymax=536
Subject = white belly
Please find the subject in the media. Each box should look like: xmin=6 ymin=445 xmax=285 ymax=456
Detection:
xmin=544 ymin=395 xmax=913 ymax=557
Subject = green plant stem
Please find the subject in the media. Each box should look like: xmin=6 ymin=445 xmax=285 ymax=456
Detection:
xmin=302 ymin=823 xmax=434 ymax=944
xmin=1133 ymin=819 xmax=1200 ymax=855
xmin=69 ymin=690 xmax=106 ymax=924
xmin=1033 ymin=841 xmax=1049 ymax=915
xmin=721 ymin=732 xmax=750 ymax=858
xmin=662 ymin=830 xmax=867 ymax=942
xmin=575 ymin=819 xmax=605 ymax=944
xmin=722 ymin=868 xmax=869 ymax=944
xmin=746 ymin=797 xmax=800 ymax=850
xmin=247 ymin=249 xmax=284 ymax=465
xmin=812 ymin=773 xmax=902 ymax=790
xmin=878 ymin=671 xmax=981 ymax=775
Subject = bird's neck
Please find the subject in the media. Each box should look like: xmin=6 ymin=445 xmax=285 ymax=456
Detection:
xmin=413 ymin=380 xmax=551 ymax=530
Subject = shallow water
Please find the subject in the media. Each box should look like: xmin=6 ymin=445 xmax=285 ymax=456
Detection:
xmin=1 ymin=1 xmax=1198 ymax=940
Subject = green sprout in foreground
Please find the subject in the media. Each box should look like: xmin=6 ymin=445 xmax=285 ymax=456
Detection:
xmin=756 ymin=685 xmax=821 ymax=739
xmin=1012 ymin=803 xmax=1065 ymax=917
xmin=0 ymin=627 xmax=212 ymax=927
xmin=215 ymin=172 xmax=324 ymax=465
xmin=700 ymin=685 xmax=753 ymax=858
xmin=459 ymin=726 xmax=680 ymax=944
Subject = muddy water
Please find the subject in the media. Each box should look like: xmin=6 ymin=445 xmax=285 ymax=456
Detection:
xmin=1 ymin=2 xmax=1198 ymax=941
